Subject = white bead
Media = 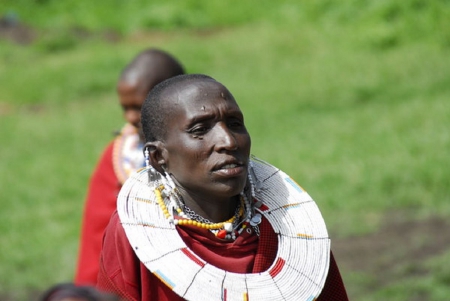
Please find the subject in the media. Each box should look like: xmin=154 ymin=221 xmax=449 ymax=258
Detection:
xmin=223 ymin=222 xmax=233 ymax=232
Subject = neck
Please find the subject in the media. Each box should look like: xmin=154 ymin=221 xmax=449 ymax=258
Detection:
xmin=179 ymin=190 xmax=239 ymax=223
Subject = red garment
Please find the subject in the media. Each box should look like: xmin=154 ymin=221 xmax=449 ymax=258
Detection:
xmin=97 ymin=211 xmax=349 ymax=300
xmin=75 ymin=142 xmax=122 ymax=285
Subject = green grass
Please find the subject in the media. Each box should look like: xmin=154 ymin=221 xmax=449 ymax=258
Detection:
xmin=0 ymin=98 xmax=121 ymax=299
xmin=355 ymin=250 xmax=450 ymax=301
xmin=1 ymin=1 xmax=450 ymax=300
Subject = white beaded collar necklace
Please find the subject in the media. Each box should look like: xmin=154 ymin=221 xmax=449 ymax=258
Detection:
xmin=118 ymin=156 xmax=330 ymax=300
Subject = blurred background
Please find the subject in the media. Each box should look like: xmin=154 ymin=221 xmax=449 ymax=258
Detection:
xmin=1 ymin=1 xmax=449 ymax=300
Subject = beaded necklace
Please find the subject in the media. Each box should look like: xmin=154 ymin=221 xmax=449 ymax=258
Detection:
xmin=182 ymin=202 xmax=240 ymax=226
xmin=118 ymin=157 xmax=330 ymax=300
xmin=153 ymin=172 xmax=258 ymax=241
xmin=112 ymin=123 xmax=144 ymax=184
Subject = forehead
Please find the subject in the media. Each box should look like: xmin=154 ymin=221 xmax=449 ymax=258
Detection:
xmin=117 ymin=81 xmax=148 ymax=100
xmin=162 ymin=79 xmax=240 ymax=115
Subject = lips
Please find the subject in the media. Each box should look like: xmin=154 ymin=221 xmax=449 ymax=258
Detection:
xmin=212 ymin=159 xmax=247 ymax=178
xmin=219 ymin=163 xmax=239 ymax=169
xmin=213 ymin=160 xmax=244 ymax=171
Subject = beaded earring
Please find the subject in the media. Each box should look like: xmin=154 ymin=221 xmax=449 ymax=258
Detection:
xmin=159 ymin=166 xmax=188 ymax=219
xmin=144 ymin=147 xmax=150 ymax=168
xmin=248 ymin=160 xmax=263 ymax=193
xmin=244 ymin=160 xmax=263 ymax=235
xmin=144 ymin=147 xmax=160 ymax=182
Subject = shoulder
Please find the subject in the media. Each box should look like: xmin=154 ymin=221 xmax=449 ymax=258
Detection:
xmin=103 ymin=211 xmax=127 ymax=246
xmin=100 ymin=211 xmax=139 ymax=279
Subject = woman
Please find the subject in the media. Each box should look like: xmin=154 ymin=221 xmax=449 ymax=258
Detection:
xmin=97 ymin=74 xmax=348 ymax=300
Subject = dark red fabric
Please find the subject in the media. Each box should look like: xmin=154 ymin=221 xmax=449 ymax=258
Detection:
xmin=176 ymin=221 xmax=262 ymax=273
xmin=75 ymin=142 xmax=122 ymax=286
xmin=316 ymin=252 xmax=349 ymax=301
xmin=97 ymin=211 xmax=348 ymax=300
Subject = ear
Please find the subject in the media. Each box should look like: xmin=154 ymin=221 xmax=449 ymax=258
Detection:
xmin=144 ymin=141 xmax=167 ymax=173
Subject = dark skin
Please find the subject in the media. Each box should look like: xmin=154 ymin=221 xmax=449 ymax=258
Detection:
xmin=117 ymin=79 xmax=158 ymax=140
xmin=117 ymin=81 xmax=145 ymax=129
xmin=146 ymin=79 xmax=251 ymax=223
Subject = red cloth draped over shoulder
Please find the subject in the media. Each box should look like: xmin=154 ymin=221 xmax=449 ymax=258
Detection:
xmin=97 ymin=211 xmax=349 ymax=300
xmin=75 ymin=142 xmax=122 ymax=285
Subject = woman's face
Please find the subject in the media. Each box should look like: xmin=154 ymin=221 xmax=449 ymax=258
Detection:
xmin=161 ymin=79 xmax=251 ymax=202
xmin=117 ymin=81 xmax=148 ymax=130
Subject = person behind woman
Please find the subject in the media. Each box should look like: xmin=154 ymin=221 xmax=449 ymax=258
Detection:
xmin=96 ymin=74 xmax=349 ymax=300
xmin=40 ymin=282 xmax=119 ymax=301
xmin=75 ymin=48 xmax=185 ymax=286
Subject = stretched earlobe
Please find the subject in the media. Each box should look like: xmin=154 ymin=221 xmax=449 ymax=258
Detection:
xmin=144 ymin=141 xmax=166 ymax=173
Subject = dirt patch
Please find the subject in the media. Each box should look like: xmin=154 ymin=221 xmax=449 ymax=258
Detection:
xmin=0 ymin=14 xmax=121 ymax=45
xmin=332 ymin=213 xmax=450 ymax=292
xmin=0 ymin=15 xmax=36 ymax=44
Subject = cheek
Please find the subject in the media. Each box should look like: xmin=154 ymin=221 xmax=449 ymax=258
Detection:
xmin=170 ymin=142 xmax=206 ymax=167
xmin=188 ymin=145 xmax=211 ymax=165
xmin=183 ymin=145 xmax=212 ymax=173
xmin=238 ymin=133 xmax=251 ymax=152
xmin=170 ymin=150 xmax=207 ymax=182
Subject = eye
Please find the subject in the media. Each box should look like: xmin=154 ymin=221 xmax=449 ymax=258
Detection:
xmin=188 ymin=124 xmax=210 ymax=136
xmin=227 ymin=117 xmax=245 ymax=129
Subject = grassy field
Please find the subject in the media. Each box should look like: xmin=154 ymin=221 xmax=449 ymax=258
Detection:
xmin=1 ymin=1 xmax=450 ymax=300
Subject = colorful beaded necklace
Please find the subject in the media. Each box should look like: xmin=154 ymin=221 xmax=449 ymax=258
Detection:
xmin=152 ymin=167 xmax=260 ymax=241
xmin=118 ymin=157 xmax=330 ymax=300
xmin=112 ymin=123 xmax=144 ymax=184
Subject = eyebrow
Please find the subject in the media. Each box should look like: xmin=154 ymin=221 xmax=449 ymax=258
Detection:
xmin=185 ymin=112 xmax=215 ymax=128
xmin=186 ymin=107 xmax=244 ymax=126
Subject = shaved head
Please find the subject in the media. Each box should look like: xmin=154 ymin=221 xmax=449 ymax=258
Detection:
xmin=119 ymin=48 xmax=185 ymax=93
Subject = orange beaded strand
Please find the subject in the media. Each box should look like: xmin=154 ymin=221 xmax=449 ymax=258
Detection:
xmin=154 ymin=186 xmax=244 ymax=231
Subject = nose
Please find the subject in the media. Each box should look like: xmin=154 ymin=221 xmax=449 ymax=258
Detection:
xmin=125 ymin=109 xmax=141 ymax=127
xmin=214 ymin=123 xmax=238 ymax=152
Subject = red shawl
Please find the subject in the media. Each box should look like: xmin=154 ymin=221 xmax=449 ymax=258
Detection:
xmin=97 ymin=211 xmax=348 ymax=300
xmin=75 ymin=142 xmax=121 ymax=285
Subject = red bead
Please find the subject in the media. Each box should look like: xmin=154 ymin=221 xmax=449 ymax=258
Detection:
xmin=217 ymin=229 xmax=227 ymax=239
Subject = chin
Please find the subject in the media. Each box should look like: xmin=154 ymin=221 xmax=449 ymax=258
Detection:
xmin=220 ymin=179 xmax=247 ymax=197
